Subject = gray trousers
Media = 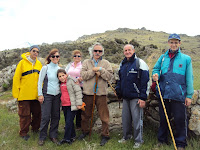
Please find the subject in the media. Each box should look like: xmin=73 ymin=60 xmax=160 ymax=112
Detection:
xmin=122 ymin=98 xmax=143 ymax=143
xmin=39 ymin=93 xmax=61 ymax=140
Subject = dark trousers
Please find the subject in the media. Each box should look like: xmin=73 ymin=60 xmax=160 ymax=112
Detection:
xmin=75 ymin=109 xmax=82 ymax=128
xmin=81 ymin=95 xmax=109 ymax=137
xmin=39 ymin=94 xmax=61 ymax=140
xmin=62 ymin=106 xmax=76 ymax=141
xmin=18 ymin=100 xmax=41 ymax=136
xmin=158 ymin=99 xmax=187 ymax=148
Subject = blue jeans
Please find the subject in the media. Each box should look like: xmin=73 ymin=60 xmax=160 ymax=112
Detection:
xmin=62 ymin=106 xmax=76 ymax=141
xmin=158 ymin=99 xmax=187 ymax=148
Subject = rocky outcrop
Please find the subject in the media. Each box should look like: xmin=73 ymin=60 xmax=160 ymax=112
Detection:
xmin=0 ymin=64 xmax=16 ymax=91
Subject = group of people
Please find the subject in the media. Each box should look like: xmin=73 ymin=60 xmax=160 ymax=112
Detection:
xmin=12 ymin=33 xmax=194 ymax=150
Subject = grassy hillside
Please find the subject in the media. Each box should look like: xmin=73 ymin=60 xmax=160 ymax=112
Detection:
xmin=0 ymin=28 xmax=200 ymax=89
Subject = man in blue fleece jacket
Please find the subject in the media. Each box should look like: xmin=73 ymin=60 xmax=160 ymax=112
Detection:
xmin=152 ymin=33 xmax=194 ymax=150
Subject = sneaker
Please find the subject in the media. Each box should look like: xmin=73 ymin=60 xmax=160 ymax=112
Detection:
xmin=118 ymin=136 xmax=133 ymax=143
xmin=59 ymin=139 xmax=72 ymax=145
xmin=21 ymin=135 xmax=30 ymax=141
xmin=71 ymin=136 xmax=76 ymax=142
xmin=133 ymin=142 xmax=142 ymax=149
xmin=118 ymin=138 xmax=126 ymax=143
xmin=100 ymin=136 xmax=110 ymax=146
xmin=38 ymin=140 xmax=45 ymax=146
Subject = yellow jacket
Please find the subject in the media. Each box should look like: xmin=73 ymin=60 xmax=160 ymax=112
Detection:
xmin=12 ymin=52 xmax=42 ymax=101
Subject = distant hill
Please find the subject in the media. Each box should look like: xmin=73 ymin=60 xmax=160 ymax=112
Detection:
xmin=0 ymin=27 xmax=200 ymax=70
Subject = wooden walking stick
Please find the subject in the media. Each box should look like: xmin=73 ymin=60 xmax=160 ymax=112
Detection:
xmin=156 ymin=80 xmax=177 ymax=150
xmin=89 ymin=74 xmax=99 ymax=140
xmin=107 ymin=81 xmax=121 ymax=109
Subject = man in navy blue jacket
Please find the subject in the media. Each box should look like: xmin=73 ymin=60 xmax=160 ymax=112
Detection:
xmin=116 ymin=44 xmax=149 ymax=149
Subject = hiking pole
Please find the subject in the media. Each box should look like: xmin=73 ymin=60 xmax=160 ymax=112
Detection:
xmin=156 ymin=81 xmax=177 ymax=150
xmin=107 ymin=81 xmax=121 ymax=109
xmin=89 ymin=74 xmax=99 ymax=140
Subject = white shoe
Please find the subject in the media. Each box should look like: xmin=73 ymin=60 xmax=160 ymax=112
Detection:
xmin=133 ymin=142 xmax=141 ymax=149
xmin=118 ymin=136 xmax=133 ymax=143
xmin=118 ymin=138 xmax=126 ymax=143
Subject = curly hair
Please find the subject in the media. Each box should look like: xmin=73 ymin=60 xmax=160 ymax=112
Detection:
xmin=88 ymin=42 xmax=104 ymax=58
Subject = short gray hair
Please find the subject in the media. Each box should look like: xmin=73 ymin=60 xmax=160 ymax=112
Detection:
xmin=123 ymin=44 xmax=134 ymax=50
xmin=88 ymin=42 xmax=104 ymax=58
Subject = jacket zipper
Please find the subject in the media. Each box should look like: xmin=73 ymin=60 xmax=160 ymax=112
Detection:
xmin=133 ymin=83 xmax=140 ymax=93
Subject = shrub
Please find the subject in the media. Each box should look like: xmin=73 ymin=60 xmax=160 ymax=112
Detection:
xmin=129 ymin=39 xmax=140 ymax=47
xmin=115 ymin=38 xmax=124 ymax=44
xmin=149 ymin=44 xmax=158 ymax=49
xmin=3 ymin=83 xmax=9 ymax=91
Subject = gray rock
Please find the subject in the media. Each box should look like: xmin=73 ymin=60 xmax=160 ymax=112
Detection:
xmin=189 ymin=105 xmax=200 ymax=135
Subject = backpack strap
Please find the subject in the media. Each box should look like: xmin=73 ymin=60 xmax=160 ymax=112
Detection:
xmin=136 ymin=58 xmax=140 ymax=79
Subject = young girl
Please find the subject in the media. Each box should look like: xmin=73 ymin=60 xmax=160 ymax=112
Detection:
xmin=57 ymin=69 xmax=83 ymax=145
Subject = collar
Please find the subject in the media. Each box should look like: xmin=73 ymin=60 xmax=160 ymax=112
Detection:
xmin=27 ymin=56 xmax=36 ymax=65
xmin=169 ymin=48 xmax=179 ymax=54
xmin=49 ymin=61 xmax=59 ymax=67
xmin=92 ymin=56 xmax=102 ymax=62
xmin=72 ymin=61 xmax=81 ymax=67
xmin=122 ymin=53 xmax=136 ymax=64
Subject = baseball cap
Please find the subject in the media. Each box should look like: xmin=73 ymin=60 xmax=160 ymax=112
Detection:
xmin=168 ymin=33 xmax=181 ymax=41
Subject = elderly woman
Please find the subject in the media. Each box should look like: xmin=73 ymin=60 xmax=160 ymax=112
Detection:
xmin=65 ymin=50 xmax=83 ymax=129
xmin=37 ymin=48 xmax=61 ymax=146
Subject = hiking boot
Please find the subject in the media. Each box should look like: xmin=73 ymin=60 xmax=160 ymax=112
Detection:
xmin=38 ymin=140 xmax=45 ymax=146
xmin=133 ymin=142 xmax=142 ymax=149
xmin=156 ymin=142 xmax=168 ymax=147
xmin=21 ymin=135 xmax=30 ymax=141
xmin=100 ymin=136 xmax=110 ymax=146
xmin=59 ymin=139 xmax=72 ymax=145
xmin=32 ymin=129 xmax=39 ymax=133
xmin=177 ymin=147 xmax=185 ymax=150
xmin=50 ymin=138 xmax=60 ymax=145
xmin=78 ymin=133 xmax=89 ymax=140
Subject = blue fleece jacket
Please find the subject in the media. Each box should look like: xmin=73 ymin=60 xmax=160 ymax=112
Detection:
xmin=38 ymin=62 xmax=60 ymax=96
xmin=152 ymin=49 xmax=194 ymax=102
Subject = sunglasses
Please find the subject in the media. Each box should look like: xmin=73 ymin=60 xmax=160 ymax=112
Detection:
xmin=32 ymin=50 xmax=39 ymax=53
xmin=73 ymin=55 xmax=81 ymax=58
xmin=94 ymin=50 xmax=103 ymax=53
xmin=51 ymin=55 xmax=60 ymax=58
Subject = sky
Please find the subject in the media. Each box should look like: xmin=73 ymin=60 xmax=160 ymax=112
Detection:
xmin=0 ymin=0 xmax=199 ymax=51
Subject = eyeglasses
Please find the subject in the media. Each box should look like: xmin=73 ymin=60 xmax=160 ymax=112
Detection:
xmin=170 ymin=41 xmax=179 ymax=45
xmin=73 ymin=55 xmax=81 ymax=58
xmin=51 ymin=55 xmax=60 ymax=58
xmin=94 ymin=50 xmax=103 ymax=53
xmin=32 ymin=50 xmax=39 ymax=53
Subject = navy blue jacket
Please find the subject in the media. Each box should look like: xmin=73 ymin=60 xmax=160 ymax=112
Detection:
xmin=116 ymin=54 xmax=149 ymax=100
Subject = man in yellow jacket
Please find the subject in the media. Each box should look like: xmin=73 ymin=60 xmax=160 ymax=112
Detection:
xmin=12 ymin=45 xmax=42 ymax=141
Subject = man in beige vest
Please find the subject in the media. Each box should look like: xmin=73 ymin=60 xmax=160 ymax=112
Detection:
xmin=78 ymin=42 xmax=113 ymax=146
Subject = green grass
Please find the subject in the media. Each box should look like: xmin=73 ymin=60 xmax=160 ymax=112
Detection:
xmin=1 ymin=105 xmax=200 ymax=150
xmin=0 ymin=90 xmax=13 ymax=101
